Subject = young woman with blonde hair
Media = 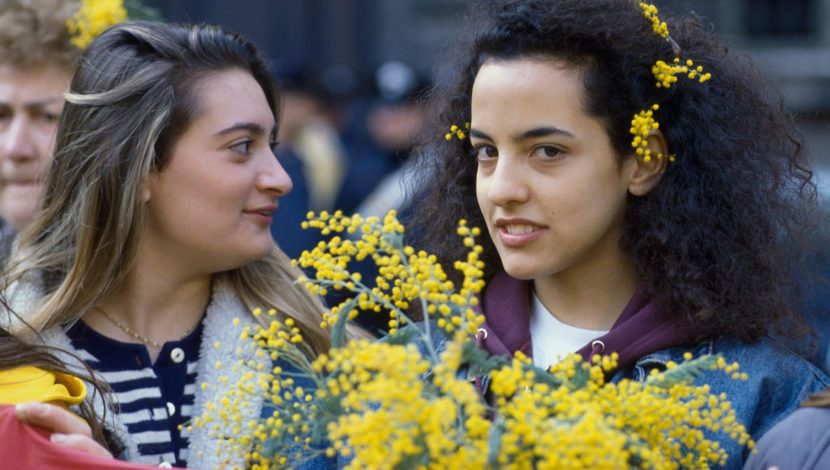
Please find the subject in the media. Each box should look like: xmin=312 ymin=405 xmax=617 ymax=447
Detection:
xmin=5 ymin=21 xmax=332 ymax=468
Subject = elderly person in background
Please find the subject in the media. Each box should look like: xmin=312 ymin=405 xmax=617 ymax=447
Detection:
xmin=0 ymin=0 xmax=80 ymax=259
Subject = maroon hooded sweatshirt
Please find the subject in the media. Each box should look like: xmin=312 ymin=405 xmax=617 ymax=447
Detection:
xmin=475 ymin=271 xmax=694 ymax=371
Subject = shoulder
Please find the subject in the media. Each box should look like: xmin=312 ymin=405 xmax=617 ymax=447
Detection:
xmin=704 ymin=338 xmax=830 ymax=430
xmin=199 ymin=278 xmax=252 ymax=344
xmin=708 ymin=337 xmax=830 ymax=390
xmin=744 ymin=406 xmax=830 ymax=470
xmin=630 ymin=337 xmax=829 ymax=464
xmin=4 ymin=271 xmax=44 ymax=324
xmin=635 ymin=337 xmax=829 ymax=390
xmin=641 ymin=336 xmax=830 ymax=407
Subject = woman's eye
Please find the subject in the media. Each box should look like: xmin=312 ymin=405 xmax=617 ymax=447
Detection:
xmin=469 ymin=144 xmax=498 ymax=162
xmin=269 ymin=139 xmax=280 ymax=154
xmin=43 ymin=113 xmax=60 ymax=123
xmin=533 ymin=145 xmax=562 ymax=160
xmin=230 ymin=140 xmax=252 ymax=155
xmin=30 ymin=109 xmax=60 ymax=124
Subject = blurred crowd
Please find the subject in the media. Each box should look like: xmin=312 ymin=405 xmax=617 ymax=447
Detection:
xmin=269 ymin=60 xmax=429 ymax=262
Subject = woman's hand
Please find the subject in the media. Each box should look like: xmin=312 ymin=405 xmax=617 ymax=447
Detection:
xmin=15 ymin=402 xmax=113 ymax=459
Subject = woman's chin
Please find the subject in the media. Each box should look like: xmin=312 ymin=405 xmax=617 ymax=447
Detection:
xmin=502 ymin=265 xmax=542 ymax=281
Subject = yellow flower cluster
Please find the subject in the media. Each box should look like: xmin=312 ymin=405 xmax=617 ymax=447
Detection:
xmin=653 ymin=58 xmax=712 ymax=88
xmin=631 ymin=2 xmax=712 ymax=164
xmin=445 ymin=122 xmax=470 ymax=141
xmin=188 ymin=312 xmax=335 ymax=469
xmin=318 ymin=339 xmax=492 ymax=469
xmin=489 ymin=353 xmax=753 ymax=469
xmin=295 ymin=210 xmax=485 ymax=337
xmin=630 ymin=104 xmax=674 ymax=163
xmin=196 ymin=320 xmax=754 ymax=469
xmin=66 ymin=0 xmax=128 ymax=49
xmin=639 ymin=1 xmax=668 ymax=38
xmin=193 ymin=322 xmax=492 ymax=469
xmin=191 ymin=213 xmax=753 ymax=469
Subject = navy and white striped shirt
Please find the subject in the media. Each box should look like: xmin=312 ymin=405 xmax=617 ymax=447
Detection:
xmin=67 ymin=319 xmax=203 ymax=467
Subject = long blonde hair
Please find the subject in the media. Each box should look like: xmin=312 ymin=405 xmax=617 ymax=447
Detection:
xmin=5 ymin=22 xmax=330 ymax=353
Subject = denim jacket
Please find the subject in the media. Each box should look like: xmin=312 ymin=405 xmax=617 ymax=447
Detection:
xmin=454 ymin=271 xmax=830 ymax=468
xmin=615 ymin=337 xmax=829 ymax=469
xmin=418 ymin=324 xmax=828 ymax=470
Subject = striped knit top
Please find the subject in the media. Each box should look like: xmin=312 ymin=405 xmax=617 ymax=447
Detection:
xmin=66 ymin=319 xmax=204 ymax=468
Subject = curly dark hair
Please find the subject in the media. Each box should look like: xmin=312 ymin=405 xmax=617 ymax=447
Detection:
xmin=411 ymin=0 xmax=816 ymax=344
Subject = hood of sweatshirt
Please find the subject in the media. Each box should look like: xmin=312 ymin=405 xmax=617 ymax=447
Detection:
xmin=475 ymin=271 xmax=694 ymax=371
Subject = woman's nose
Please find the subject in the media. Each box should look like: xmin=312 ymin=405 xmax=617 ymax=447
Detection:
xmin=483 ymin=157 xmax=530 ymax=207
xmin=257 ymin=150 xmax=293 ymax=197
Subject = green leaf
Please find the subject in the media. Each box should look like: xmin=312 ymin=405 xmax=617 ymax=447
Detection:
xmin=330 ymin=298 xmax=357 ymax=348
xmin=486 ymin=417 xmax=506 ymax=468
xmin=384 ymin=231 xmax=405 ymax=250
xmin=124 ymin=0 xmax=163 ymax=21
xmin=395 ymin=443 xmax=428 ymax=470
xmin=382 ymin=324 xmax=423 ymax=346
xmin=565 ymin=363 xmax=592 ymax=390
xmin=645 ymin=355 xmax=717 ymax=388
xmin=463 ymin=341 xmax=509 ymax=377
xmin=526 ymin=364 xmax=565 ymax=389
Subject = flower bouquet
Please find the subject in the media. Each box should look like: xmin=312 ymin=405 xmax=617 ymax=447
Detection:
xmin=190 ymin=211 xmax=752 ymax=469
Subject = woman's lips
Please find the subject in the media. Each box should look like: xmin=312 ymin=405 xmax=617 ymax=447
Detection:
xmin=495 ymin=219 xmax=546 ymax=247
xmin=243 ymin=205 xmax=278 ymax=226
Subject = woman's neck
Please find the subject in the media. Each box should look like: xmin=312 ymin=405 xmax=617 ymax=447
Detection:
xmin=532 ymin=252 xmax=639 ymax=331
xmin=83 ymin=258 xmax=211 ymax=362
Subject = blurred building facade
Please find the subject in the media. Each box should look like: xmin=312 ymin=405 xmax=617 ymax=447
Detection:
xmin=144 ymin=0 xmax=830 ymax=171
xmin=660 ymin=0 xmax=830 ymax=176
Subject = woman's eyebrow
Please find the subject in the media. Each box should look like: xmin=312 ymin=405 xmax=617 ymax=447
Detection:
xmin=514 ymin=126 xmax=574 ymax=141
xmin=469 ymin=128 xmax=492 ymax=140
xmin=213 ymin=121 xmax=266 ymax=137
xmin=469 ymin=126 xmax=575 ymax=142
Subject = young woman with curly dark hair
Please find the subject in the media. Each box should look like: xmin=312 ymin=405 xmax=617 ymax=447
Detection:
xmin=411 ymin=0 xmax=828 ymax=466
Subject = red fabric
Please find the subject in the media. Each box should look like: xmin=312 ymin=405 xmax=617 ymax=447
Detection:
xmin=0 ymin=405 xmax=153 ymax=469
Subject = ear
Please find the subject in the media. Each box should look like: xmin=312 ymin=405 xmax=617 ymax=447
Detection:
xmin=625 ymin=129 xmax=669 ymax=197
xmin=143 ymin=171 xmax=159 ymax=203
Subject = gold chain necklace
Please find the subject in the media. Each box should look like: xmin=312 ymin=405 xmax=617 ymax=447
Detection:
xmin=94 ymin=306 xmax=197 ymax=348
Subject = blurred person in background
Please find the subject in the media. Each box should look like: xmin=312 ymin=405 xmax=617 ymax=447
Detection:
xmin=744 ymin=386 xmax=830 ymax=469
xmin=336 ymin=61 xmax=428 ymax=216
xmin=324 ymin=62 xmax=430 ymax=335
xmin=271 ymin=66 xmax=348 ymax=259
xmin=0 ymin=0 xmax=80 ymax=260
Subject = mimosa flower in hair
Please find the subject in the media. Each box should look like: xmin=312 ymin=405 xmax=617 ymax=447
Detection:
xmin=631 ymin=2 xmax=712 ymax=164
xmin=67 ymin=0 xmax=128 ymax=49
